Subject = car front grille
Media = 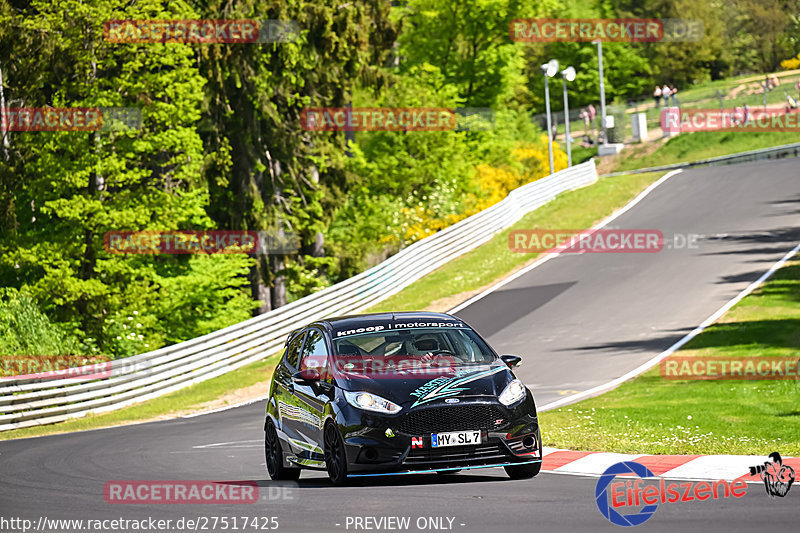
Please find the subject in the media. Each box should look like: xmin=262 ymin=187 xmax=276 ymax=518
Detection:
xmin=404 ymin=442 xmax=510 ymax=466
xmin=397 ymin=404 xmax=507 ymax=435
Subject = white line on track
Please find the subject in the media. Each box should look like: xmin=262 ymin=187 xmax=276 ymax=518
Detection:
xmin=539 ymin=240 xmax=800 ymax=411
xmin=448 ymin=169 xmax=683 ymax=315
xmin=193 ymin=439 xmax=262 ymax=449
xmin=444 ymin=166 xmax=800 ymax=412
xmin=181 ymin=395 xmax=268 ymax=418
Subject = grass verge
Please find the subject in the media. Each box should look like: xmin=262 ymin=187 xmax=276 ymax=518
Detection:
xmin=0 ymin=356 xmax=277 ymax=441
xmin=606 ymin=130 xmax=800 ymax=174
xmin=540 ymin=257 xmax=800 ymax=456
xmin=367 ymin=171 xmax=663 ymax=313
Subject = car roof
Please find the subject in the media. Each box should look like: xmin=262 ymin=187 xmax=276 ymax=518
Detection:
xmin=305 ymin=311 xmax=470 ymax=339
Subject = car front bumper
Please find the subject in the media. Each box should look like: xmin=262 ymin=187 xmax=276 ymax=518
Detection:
xmin=337 ymin=397 xmax=542 ymax=474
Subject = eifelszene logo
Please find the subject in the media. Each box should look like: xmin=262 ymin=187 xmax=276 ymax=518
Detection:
xmin=595 ymin=461 xmax=748 ymax=526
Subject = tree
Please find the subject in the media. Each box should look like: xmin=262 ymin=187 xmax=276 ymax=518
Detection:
xmin=196 ymin=0 xmax=398 ymax=310
xmin=0 ymin=0 xmax=256 ymax=355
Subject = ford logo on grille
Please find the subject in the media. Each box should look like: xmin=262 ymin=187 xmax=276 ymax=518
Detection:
xmin=444 ymin=398 xmax=460 ymax=404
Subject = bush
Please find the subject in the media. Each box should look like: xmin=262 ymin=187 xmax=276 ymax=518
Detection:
xmin=606 ymin=105 xmax=628 ymax=144
xmin=0 ymin=288 xmax=86 ymax=356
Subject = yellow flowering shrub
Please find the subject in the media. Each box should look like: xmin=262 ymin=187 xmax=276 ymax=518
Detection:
xmin=781 ymin=54 xmax=800 ymax=70
xmin=396 ymin=136 xmax=568 ymax=244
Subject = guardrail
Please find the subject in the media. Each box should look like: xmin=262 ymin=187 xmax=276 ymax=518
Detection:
xmin=600 ymin=141 xmax=800 ymax=178
xmin=0 ymin=160 xmax=598 ymax=431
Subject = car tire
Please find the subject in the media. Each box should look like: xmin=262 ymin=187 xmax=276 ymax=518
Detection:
xmin=504 ymin=461 xmax=541 ymax=479
xmin=323 ymin=422 xmax=349 ymax=486
xmin=265 ymin=419 xmax=301 ymax=481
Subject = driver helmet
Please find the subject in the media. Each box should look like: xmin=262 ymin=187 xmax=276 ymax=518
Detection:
xmin=406 ymin=334 xmax=439 ymax=356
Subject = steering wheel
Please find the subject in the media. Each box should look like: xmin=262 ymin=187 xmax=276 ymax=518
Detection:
xmin=420 ymin=349 xmax=456 ymax=364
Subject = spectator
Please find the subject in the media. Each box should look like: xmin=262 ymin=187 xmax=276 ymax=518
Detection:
xmin=579 ymin=108 xmax=590 ymax=133
xmin=770 ymin=74 xmax=780 ymax=89
xmin=654 ymin=86 xmax=662 ymax=108
xmin=786 ymin=93 xmax=798 ymax=114
xmin=743 ymin=103 xmax=750 ymax=125
xmin=670 ymin=85 xmax=678 ymax=107
xmin=588 ymin=104 xmax=596 ymax=134
xmin=662 ymin=84 xmax=671 ymax=106
xmin=733 ymin=106 xmax=744 ymax=126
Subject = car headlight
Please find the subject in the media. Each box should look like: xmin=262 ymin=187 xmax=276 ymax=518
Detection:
xmin=344 ymin=391 xmax=402 ymax=414
xmin=498 ymin=379 xmax=526 ymax=406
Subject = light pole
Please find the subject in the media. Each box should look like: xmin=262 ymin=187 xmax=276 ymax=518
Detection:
xmin=541 ymin=59 xmax=559 ymax=175
xmin=594 ymin=39 xmax=607 ymax=145
xmin=561 ymin=66 xmax=576 ymax=167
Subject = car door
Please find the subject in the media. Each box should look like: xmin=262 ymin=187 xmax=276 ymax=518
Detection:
xmin=273 ymin=330 xmax=306 ymax=453
xmin=284 ymin=327 xmax=331 ymax=468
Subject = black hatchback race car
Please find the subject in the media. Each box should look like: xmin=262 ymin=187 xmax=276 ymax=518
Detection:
xmin=263 ymin=312 xmax=542 ymax=485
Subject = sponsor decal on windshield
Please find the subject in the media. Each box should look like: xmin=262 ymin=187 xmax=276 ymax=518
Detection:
xmin=333 ymin=321 xmax=468 ymax=338
xmin=409 ymin=366 xmax=506 ymax=407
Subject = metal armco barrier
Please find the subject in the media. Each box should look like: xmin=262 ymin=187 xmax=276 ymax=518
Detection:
xmin=0 ymin=160 xmax=598 ymax=431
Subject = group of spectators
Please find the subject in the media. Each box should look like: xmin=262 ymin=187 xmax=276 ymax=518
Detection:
xmin=653 ymin=84 xmax=679 ymax=108
xmin=553 ymin=75 xmax=800 ymax=147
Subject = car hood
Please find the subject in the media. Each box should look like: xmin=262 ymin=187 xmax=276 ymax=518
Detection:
xmin=335 ymin=362 xmax=514 ymax=407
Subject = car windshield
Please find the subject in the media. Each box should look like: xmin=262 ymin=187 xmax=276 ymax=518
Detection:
xmin=333 ymin=327 xmax=496 ymax=365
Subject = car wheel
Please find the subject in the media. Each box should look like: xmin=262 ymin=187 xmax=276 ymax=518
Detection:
xmin=504 ymin=461 xmax=541 ymax=479
xmin=323 ymin=422 xmax=348 ymax=486
xmin=265 ymin=419 xmax=301 ymax=481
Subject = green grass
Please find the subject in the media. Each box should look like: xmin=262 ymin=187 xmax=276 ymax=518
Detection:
xmin=0 ymin=356 xmax=278 ymax=441
xmin=608 ymin=130 xmax=800 ymax=173
xmin=368 ymin=171 xmax=662 ymax=313
xmin=540 ymin=258 xmax=800 ymax=456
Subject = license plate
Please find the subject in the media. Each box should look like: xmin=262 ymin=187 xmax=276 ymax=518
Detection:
xmin=431 ymin=430 xmax=481 ymax=448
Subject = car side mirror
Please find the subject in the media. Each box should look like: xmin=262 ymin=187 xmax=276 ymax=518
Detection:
xmin=500 ymin=355 xmax=522 ymax=369
xmin=292 ymin=368 xmax=320 ymax=384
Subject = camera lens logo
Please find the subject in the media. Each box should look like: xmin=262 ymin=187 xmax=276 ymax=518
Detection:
xmin=749 ymin=452 xmax=795 ymax=497
xmin=595 ymin=461 xmax=658 ymax=527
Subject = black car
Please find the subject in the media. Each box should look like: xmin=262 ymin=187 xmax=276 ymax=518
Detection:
xmin=263 ymin=311 xmax=542 ymax=485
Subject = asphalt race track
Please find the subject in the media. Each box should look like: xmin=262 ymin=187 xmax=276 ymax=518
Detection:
xmin=2 ymin=159 xmax=799 ymax=532
xmin=457 ymin=159 xmax=800 ymax=407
